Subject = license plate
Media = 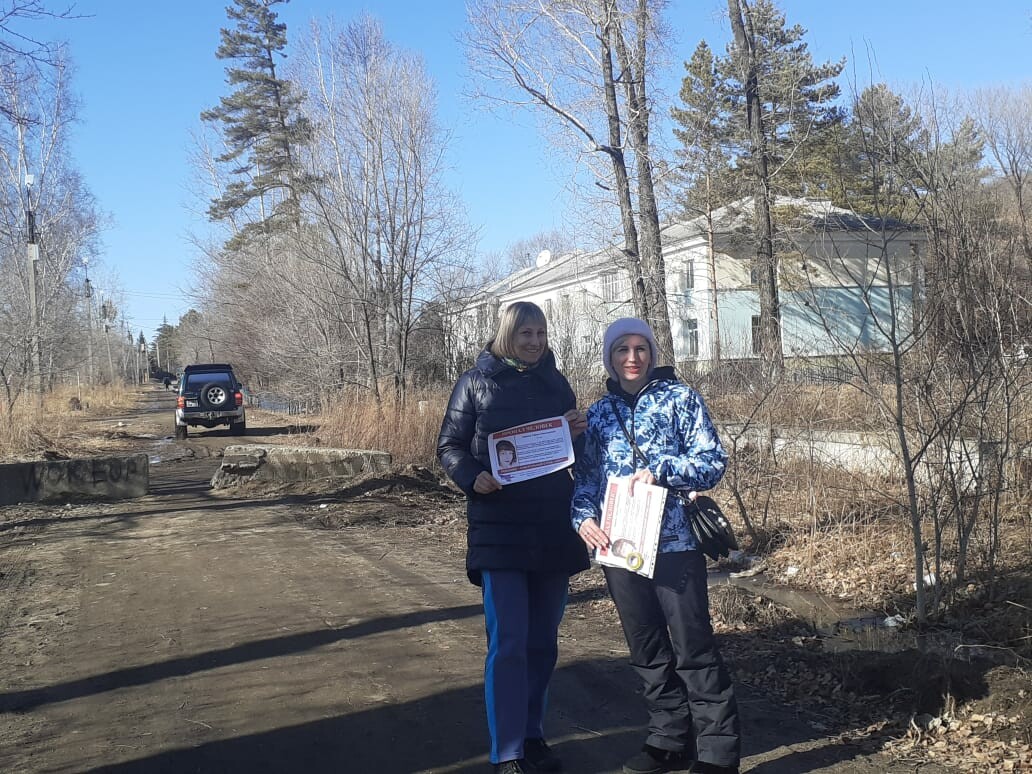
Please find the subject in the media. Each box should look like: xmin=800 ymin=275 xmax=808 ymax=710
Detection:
xmin=186 ymin=400 xmax=198 ymax=407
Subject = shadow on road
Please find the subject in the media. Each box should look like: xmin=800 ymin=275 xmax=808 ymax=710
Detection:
xmin=76 ymin=655 xmax=881 ymax=774
xmin=0 ymin=604 xmax=484 ymax=714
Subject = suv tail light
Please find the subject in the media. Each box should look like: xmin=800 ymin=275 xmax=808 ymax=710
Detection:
xmin=177 ymin=396 xmax=185 ymax=409
xmin=234 ymin=391 xmax=243 ymax=407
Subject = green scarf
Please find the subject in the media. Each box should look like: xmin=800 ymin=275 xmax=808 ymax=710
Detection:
xmin=501 ymin=356 xmax=539 ymax=372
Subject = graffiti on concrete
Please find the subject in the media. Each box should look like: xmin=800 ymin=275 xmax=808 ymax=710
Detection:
xmin=0 ymin=455 xmax=149 ymax=506
xmin=47 ymin=457 xmax=142 ymax=487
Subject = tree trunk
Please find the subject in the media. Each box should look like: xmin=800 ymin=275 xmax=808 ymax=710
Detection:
xmin=610 ymin=0 xmax=674 ymax=363
xmin=599 ymin=0 xmax=674 ymax=362
xmin=706 ymin=176 xmax=722 ymax=363
xmin=727 ymin=0 xmax=783 ymax=376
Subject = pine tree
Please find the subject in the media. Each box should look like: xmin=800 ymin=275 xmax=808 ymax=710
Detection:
xmin=675 ymin=0 xmax=845 ymax=373
xmin=202 ymin=0 xmax=310 ymax=242
xmin=844 ymin=84 xmax=926 ymax=218
xmin=671 ymin=41 xmax=743 ymax=364
xmin=671 ymin=41 xmax=742 ymax=218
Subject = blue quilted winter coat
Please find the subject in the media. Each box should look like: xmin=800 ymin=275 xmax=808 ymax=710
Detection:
xmin=438 ymin=346 xmax=590 ymax=585
xmin=571 ymin=366 xmax=728 ymax=553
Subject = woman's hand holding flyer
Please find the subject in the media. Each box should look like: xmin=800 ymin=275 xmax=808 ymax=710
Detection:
xmin=593 ymin=476 xmax=668 ymax=578
xmin=487 ymin=416 xmax=575 ymax=484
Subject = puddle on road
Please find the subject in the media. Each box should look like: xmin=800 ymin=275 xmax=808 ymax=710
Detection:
xmin=148 ymin=438 xmax=200 ymax=465
xmin=709 ymin=570 xmax=976 ymax=659
xmin=149 ymin=439 xmax=173 ymax=465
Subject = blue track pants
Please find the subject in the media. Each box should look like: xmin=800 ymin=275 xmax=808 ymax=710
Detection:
xmin=481 ymin=569 xmax=569 ymax=764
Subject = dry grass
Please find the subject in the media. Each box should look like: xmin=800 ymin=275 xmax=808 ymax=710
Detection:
xmin=312 ymin=385 xmax=1028 ymax=612
xmin=0 ymin=383 xmax=136 ymax=461
xmin=718 ymin=451 xmax=1031 ymax=624
xmin=708 ymin=380 xmax=894 ymax=432
xmin=317 ymin=389 xmax=448 ymax=467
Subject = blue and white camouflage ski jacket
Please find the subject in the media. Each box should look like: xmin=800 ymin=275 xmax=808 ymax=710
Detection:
xmin=571 ymin=366 xmax=728 ymax=553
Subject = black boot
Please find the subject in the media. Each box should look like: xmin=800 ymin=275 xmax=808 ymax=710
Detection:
xmin=622 ymin=744 xmax=693 ymax=774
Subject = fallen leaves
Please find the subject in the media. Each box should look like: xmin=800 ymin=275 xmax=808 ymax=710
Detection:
xmin=892 ymin=709 xmax=1032 ymax=772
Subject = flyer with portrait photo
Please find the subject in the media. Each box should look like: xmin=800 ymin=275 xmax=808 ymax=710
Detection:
xmin=594 ymin=476 xmax=668 ymax=579
xmin=487 ymin=416 xmax=575 ymax=484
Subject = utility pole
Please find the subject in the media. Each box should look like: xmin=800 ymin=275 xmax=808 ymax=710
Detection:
xmin=139 ymin=337 xmax=147 ymax=385
xmin=25 ymin=173 xmax=42 ymax=398
xmin=126 ymin=329 xmax=134 ymax=384
xmin=84 ymin=275 xmax=94 ymax=384
xmin=101 ymin=297 xmax=114 ymax=383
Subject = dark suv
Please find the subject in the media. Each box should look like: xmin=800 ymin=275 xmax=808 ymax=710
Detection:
xmin=174 ymin=363 xmax=246 ymax=439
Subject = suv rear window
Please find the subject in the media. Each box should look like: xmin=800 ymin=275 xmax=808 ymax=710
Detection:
xmin=184 ymin=373 xmax=235 ymax=390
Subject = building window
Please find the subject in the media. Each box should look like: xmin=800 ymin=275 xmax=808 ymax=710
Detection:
xmin=683 ymin=318 xmax=699 ymax=358
xmin=601 ymin=272 xmax=619 ymax=302
xmin=751 ymin=315 xmax=762 ymax=355
xmin=559 ymin=294 xmax=572 ymax=318
xmin=684 ymin=261 xmax=695 ymax=291
xmin=543 ymin=298 xmax=553 ymax=319
xmin=749 ymin=262 xmax=761 ymax=286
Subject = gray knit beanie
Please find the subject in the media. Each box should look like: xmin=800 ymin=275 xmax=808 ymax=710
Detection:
xmin=602 ymin=318 xmax=657 ymax=381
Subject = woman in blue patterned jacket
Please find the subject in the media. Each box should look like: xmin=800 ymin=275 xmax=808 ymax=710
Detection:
xmin=572 ymin=318 xmax=741 ymax=774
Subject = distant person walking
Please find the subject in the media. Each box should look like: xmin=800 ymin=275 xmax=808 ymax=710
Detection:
xmin=572 ymin=318 xmax=741 ymax=774
xmin=162 ymin=376 xmax=172 ymax=391
xmin=437 ymin=301 xmax=589 ymax=774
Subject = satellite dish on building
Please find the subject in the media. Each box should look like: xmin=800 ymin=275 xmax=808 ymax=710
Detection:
xmin=536 ymin=249 xmax=552 ymax=268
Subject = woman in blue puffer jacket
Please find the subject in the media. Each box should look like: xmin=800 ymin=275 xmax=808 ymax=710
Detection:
xmin=438 ymin=301 xmax=590 ymax=774
xmin=572 ymin=318 xmax=741 ymax=774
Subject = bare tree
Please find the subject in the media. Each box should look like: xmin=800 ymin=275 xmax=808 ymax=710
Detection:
xmin=465 ymin=0 xmax=675 ymax=362
xmin=504 ymin=229 xmax=575 ymax=274
xmin=972 ymin=84 xmax=1032 ymax=275
xmin=295 ymin=15 xmax=475 ymax=404
xmin=0 ymin=55 xmax=101 ymax=406
xmin=0 ymin=1 xmax=79 ymax=121
xmin=782 ymin=82 xmax=1030 ymax=622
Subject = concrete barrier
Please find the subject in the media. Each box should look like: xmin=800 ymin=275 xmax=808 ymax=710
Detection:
xmin=721 ymin=423 xmax=991 ymax=487
xmin=0 ymin=454 xmax=149 ymax=506
xmin=211 ymin=445 xmax=392 ymax=489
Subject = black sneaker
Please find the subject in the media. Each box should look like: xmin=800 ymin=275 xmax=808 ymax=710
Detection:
xmin=495 ymin=760 xmax=528 ymax=774
xmin=690 ymin=762 xmax=738 ymax=774
xmin=523 ymin=738 xmax=562 ymax=772
xmin=623 ymin=744 xmax=693 ymax=774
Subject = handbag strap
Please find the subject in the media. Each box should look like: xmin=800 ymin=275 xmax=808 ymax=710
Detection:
xmin=608 ymin=397 xmax=694 ymax=506
xmin=608 ymin=398 xmax=650 ymax=470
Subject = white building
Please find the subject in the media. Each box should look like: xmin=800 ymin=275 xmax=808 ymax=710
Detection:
xmin=450 ymin=198 xmax=926 ymax=377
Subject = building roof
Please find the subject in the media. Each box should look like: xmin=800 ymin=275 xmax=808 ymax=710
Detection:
xmin=480 ymin=197 xmax=920 ymax=300
xmin=661 ymin=197 xmax=914 ymax=248
xmin=501 ymin=247 xmax=622 ymax=295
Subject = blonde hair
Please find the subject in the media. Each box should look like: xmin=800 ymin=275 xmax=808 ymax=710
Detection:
xmin=490 ymin=301 xmax=548 ymax=359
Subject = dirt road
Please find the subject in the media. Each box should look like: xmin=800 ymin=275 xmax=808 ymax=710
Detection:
xmin=0 ymin=389 xmax=941 ymax=773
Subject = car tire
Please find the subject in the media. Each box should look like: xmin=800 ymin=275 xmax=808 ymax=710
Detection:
xmin=174 ymin=423 xmax=187 ymax=440
xmin=199 ymin=381 xmax=231 ymax=409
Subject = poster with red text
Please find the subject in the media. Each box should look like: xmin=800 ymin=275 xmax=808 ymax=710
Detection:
xmin=487 ymin=416 xmax=574 ymax=484
xmin=594 ymin=476 xmax=667 ymax=579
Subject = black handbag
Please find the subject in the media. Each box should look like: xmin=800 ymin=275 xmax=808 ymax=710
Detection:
xmin=685 ymin=495 xmax=738 ymax=561
xmin=610 ymin=401 xmax=738 ymax=562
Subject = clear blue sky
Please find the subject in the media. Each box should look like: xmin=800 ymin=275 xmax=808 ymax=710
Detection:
xmin=32 ymin=0 xmax=1032 ymax=338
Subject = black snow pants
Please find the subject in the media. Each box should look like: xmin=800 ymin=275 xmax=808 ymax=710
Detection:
xmin=602 ymin=549 xmax=740 ymax=768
